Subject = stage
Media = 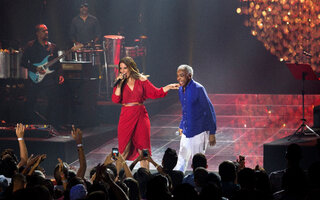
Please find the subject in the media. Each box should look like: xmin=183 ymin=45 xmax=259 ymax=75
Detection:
xmin=70 ymin=94 xmax=320 ymax=176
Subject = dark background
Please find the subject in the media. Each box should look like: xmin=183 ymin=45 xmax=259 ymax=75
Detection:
xmin=1 ymin=0 xmax=320 ymax=94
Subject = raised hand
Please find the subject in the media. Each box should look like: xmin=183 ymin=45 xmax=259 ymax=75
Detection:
xmin=16 ymin=123 xmax=28 ymax=168
xmin=35 ymin=154 xmax=46 ymax=166
xmin=58 ymin=158 xmax=68 ymax=190
xmin=103 ymin=152 xmax=113 ymax=166
xmin=71 ymin=125 xmax=83 ymax=145
xmin=58 ymin=158 xmax=65 ymax=175
xmin=15 ymin=123 xmax=25 ymax=138
xmin=236 ymin=155 xmax=245 ymax=171
xmin=95 ymin=163 xmax=107 ymax=182
xmin=26 ymin=154 xmax=40 ymax=167
xmin=28 ymin=154 xmax=46 ymax=176
xmin=116 ymin=153 xmax=126 ymax=164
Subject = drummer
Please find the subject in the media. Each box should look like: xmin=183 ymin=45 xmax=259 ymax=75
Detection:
xmin=69 ymin=1 xmax=101 ymax=46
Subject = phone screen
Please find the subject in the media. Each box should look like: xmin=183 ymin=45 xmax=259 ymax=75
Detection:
xmin=142 ymin=149 xmax=148 ymax=157
xmin=112 ymin=148 xmax=119 ymax=159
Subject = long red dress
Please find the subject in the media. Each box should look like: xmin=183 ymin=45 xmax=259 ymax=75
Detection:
xmin=112 ymin=79 xmax=167 ymax=160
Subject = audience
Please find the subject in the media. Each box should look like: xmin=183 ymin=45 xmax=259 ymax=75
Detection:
xmin=219 ymin=160 xmax=240 ymax=199
xmin=182 ymin=153 xmax=207 ymax=188
xmin=161 ymin=148 xmax=184 ymax=190
xmin=1 ymin=124 xmax=318 ymax=200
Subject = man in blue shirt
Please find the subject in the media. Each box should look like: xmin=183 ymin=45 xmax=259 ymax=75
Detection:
xmin=175 ymin=64 xmax=217 ymax=172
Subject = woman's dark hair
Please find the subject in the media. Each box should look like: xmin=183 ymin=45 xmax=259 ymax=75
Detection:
xmin=0 ymin=156 xmax=18 ymax=178
xmin=133 ymin=168 xmax=153 ymax=199
xmin=1 ymin=149 xmax=18 ymax=162
xmin=118 ymin=57 xmax=141 ymax=80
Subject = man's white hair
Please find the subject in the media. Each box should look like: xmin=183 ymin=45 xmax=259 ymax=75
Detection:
xmin=177 ymin=64 xmax=193 ymax=78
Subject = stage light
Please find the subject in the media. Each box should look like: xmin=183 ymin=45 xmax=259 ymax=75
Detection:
xmin=237 ymin=8 xmax=242 ymax=14
xmin=237 ymin=0 xmax=320 ymax=73
xmin=251 ymin=30 xmax=257 ymax=36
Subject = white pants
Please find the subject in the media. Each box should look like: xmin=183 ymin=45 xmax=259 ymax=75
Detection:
xmin=175 ymin=131 xmax=209 ymax=173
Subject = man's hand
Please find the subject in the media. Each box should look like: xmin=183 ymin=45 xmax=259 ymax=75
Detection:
xmin=35 ymin=154 xmax=47 ymax=166
xmin=16 ymin=123 xmax=25 ymax=138
xmin=236 ymin=155 xmax=245 ymax=171
xmin=36 ymin=66 xmax=46 ymax=74
xmin=26 ymin=154 xmax=40 ymax=167
xmin=59 ymin=75 xmax=64 ymax=84
xmin=57 ymin=158 xmax=66 ymax=176
xmin=178 ymin=128 xmax=183 ymax=136
xmin=209 ymin=134 xmax=216 ymax=146
xmin=71 ymin=125 xmax=82 ymax=145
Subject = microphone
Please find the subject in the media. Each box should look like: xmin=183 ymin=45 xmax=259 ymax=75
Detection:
xmin=303 ymin=50 xmax=312 ymax=57
xmin=113 ymin=74 xmax=126 ymax=87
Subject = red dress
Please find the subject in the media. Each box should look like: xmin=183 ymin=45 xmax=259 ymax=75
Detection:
xmin=112 ymin=79 xmax=168 ymax=160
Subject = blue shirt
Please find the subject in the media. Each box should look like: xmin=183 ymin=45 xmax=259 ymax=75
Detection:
xmin=179 ymin=79 xmax=216 ymax=138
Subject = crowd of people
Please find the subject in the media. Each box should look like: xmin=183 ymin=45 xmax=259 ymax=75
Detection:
xmin=0 ymin=124 xmax=319 ymax=200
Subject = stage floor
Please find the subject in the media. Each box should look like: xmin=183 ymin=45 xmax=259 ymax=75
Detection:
xmin=69 ymin=94 xmax=319 ymax=175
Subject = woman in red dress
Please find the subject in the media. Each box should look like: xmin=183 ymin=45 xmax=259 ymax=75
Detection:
xmin=112 ymin=57 xmax=179 ymax=168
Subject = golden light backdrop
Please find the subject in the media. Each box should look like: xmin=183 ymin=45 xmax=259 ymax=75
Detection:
xmin=237 ymin=0 xmax=320 ymax=73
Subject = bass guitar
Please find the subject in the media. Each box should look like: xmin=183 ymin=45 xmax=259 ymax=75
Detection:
xmin=29 ymin=44 xmax=83 ymax=84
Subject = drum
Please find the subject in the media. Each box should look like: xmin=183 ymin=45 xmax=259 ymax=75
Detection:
xmin=10 ymin=50 xmax=27 ymax=79
xmin=103 ymin=35 xmax=125 ymax=65
xmin=0 ymin=50 xmax=10 ymax=78
xmin=124 ymin=46 xmax=137 ymax=58
xmin=74 ymin=48 xmax=104 ymax=66
xmin=0 ymin=50 xmax=27 ymax=79
xmin=58 ymin=50 xmax=73 ymax=62
xmin=134 ymin=35 xmax=147 ymax=57
xmin=75 ymin=48 xmax=92 ymax=62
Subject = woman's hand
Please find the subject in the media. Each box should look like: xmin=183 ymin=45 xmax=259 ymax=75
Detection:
xmin=163 ymin=83 xmax=180 ymax=92
xmin=115 ymin=73 xmax=127 ymax=87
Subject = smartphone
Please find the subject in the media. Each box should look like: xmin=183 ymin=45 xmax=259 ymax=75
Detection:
xmin=142 ymin=149 xmax=149 ymax=157
xmin=112 ymin=148 xmax=119 ymax=159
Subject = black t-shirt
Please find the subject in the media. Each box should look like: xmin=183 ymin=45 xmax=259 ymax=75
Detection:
xmin=69 ymin=14 xmax=101 ymax=44
xmin=20 ymin=39 xmax=60 ymax=81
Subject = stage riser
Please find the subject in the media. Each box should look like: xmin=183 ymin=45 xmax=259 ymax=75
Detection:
xmin=263 ymin=136 xmax=320 ymax=174
xmin=0 ymin=126 xmax=117 ymax=176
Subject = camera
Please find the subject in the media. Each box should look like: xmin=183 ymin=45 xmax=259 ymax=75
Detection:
xmin=112 ymin=148 xmax=119 ymax=159
xmin=142 ymin=149 xmax=149 ymax=157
